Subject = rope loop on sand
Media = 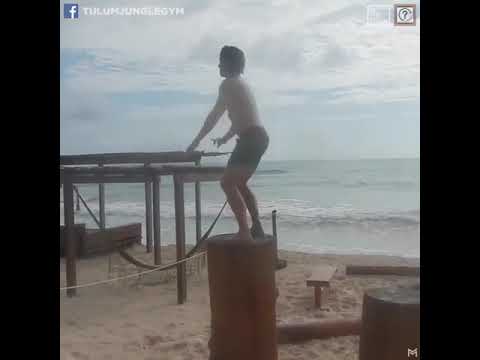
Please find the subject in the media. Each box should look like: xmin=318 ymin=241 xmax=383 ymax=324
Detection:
xmin=60 ymin=251 xmax=206 ymax=291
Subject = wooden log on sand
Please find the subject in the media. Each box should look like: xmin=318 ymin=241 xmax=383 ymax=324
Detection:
xmin=359 ymin=286 xmax=420 ymax=360
xmin=207 ymin=233 xmax=277 ymax=360
xmin=346 ymin=265 xmax=420 ymax=276
xmin=277 ymin=318 xmax=361 ymax=344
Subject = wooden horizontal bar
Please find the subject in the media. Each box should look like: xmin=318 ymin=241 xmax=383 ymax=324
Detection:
xmin=277 ymin=319 xmax=361 ymax=344
xmin=60 ymin=151 xmax=202 ymax=165
xmin=61 ymin=164 xmax=224 ymax=176
xmin=60 ymin=175 xmax=153 ymax=184
xmin=163 ymin=165 xmax=225 ymax=174
xmin=60 ymin=165 xmax=170 ymax=175
xmin=346 ymin=265 xmax=420 ymax=276
xmin=60 ymin=165 xmax=225 ymax=185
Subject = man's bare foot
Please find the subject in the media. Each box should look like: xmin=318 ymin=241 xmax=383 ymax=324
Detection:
xmin=231 ymin=229 xmax=254 ymax=242
xmin=250 ymin=221 xmax=265 ymax=239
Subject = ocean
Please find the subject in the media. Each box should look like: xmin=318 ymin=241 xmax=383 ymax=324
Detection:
xmin=60 ymin=159 xmax=420 ymax=258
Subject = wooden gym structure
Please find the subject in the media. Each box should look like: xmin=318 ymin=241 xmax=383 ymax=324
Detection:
xmin=60 ymin=151 xmax=419 ymax=359
xmin=60 ymin=151 xmax=228 ymax=299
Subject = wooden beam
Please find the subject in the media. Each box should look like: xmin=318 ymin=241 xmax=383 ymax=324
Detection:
xmin=277 ymin=319 xmax=361 ymax=344
xmin=194 ymin=159 xmax=202 ymax=245
xmin=63 ymin=174 xmax=77 ymax=297
xmin=98 ymin=164 xmax=106 ymax=230
xmin=153 ymin=175 xmax=161 ymax=264
xmin=346 ymin=265 xmax=420 ymax=276
xmin=60 ymin=164 xmax=225 ymax=184
xmin=75 ymin=187 xmax=80 ymax=211
xmin=61 ymin=166 xmax=144 ymax=174
xmin=83 ymin=223 xmax=140 ymax=257
xmin=61 ymin=165 xmax=163 ymax=175
xmin=62 ymin=175 xmax=224 ymax=185
xmin=60 ymin=151 xmax=202 ymax=165
xmin=163 ymin=164 xmax=225 ymax=173
xmin=174 ymin=174 xmax=187 ymax=304
xmin=144 ymin=167 xmax=153 ymax=253
xmin=62 ymin=176 xmax=151 ymax=184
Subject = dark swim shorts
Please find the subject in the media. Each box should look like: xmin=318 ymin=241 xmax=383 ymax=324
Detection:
xmin=227 ymin=125 xmax=269 ymax=170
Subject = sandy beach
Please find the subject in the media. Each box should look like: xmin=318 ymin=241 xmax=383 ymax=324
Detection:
xmin=60 ymin=244 xmax=419 ymax=360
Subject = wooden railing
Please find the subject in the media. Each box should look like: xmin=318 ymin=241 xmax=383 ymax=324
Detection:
xmin=60 ymin=151 xmax=228 ymax=301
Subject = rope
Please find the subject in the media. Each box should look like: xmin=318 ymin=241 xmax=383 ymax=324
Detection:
xmin=73 ymin=186 xmax=101 ymax=228
xmin=117 ymin=200 xmax=228 ymax=270
xmin=183 ymin=200 xmax=228 ymax=256
xmin=61 ymin=200 xmax=228 ymax=290
xmin=60 ymin=251 xmax=206 ymax=291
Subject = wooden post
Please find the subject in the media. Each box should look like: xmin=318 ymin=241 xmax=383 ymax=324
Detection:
xmin=153 ymin=175 xmax=161 ymax=265
xmin=359 ymin=286 xmax=420 ymax=360
xmin=174 ymin=175 xmax=186 ymax=304
xmin=194 ymin=159 xmax=202 ymax=245
xmin=98 ymin=163 xmax=106 ymax=230
xmin=207 ymin=233 xmax=277 ymax=360
xmin=63 ymin=174 xmax=77 ymax=297
xmin=272 ymin=210 xmax=287 ymax=270
xmin=144 ymin=164 xmax=153 ymax=253
xmin=272 ymin=210 xmax=279 ymax=263
xmin=75 ymin=186 xmax=80 ymax=211
xmin=314 ymin=287 xmax=322 ymax=308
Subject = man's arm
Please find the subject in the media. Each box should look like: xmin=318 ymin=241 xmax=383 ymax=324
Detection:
xmin=187 ymin=82 xmax=227 ymax=152
xmin=212 ymin=125 xmax=236 ymax=148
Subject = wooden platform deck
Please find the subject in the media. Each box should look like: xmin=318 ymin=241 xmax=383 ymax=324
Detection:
xmin=60 ymin=223 xmax=141 ymax=258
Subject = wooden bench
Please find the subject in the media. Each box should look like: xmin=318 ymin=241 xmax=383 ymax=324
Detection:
xmin=306 ymin=265 xmax=337 ymax=308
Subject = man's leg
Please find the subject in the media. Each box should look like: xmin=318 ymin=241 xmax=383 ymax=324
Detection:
xmin=220 ymin=167 xmax=252 ymax=240
xmin=237 ymin=183 xmax=265 ymax=237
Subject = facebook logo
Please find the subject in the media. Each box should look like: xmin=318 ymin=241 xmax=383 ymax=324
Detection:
xmin=64 ymin=4 xmax=79 ymax=19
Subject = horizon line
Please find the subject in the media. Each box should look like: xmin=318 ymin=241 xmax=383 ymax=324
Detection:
xmin=205 ymin=157 xmax=420 ymax=162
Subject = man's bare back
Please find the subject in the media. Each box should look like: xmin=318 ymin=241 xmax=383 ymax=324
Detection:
xmin=220 ymin=76 xmax=262 ymax=136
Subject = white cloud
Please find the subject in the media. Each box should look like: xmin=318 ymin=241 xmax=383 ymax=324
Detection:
xmin=60 ymin=0 xmax=420 ymax=158
xmin=61 ymin=0 xmax=419 ymax=104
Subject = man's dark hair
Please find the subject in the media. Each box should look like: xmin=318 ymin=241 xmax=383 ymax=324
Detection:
xmin=220 ymin=46 xmax=246 ymax=75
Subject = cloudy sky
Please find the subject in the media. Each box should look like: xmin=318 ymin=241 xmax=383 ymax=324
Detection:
xmin=60 ymin=0 xmax=420 ymax=160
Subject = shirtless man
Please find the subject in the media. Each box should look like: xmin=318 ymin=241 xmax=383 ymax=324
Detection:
xmin=186 ymin=45 xmax=269 ymax=241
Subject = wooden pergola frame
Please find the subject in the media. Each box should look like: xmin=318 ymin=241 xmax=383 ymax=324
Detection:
xmin=60 ymin=151 xmax=227 ymax=303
